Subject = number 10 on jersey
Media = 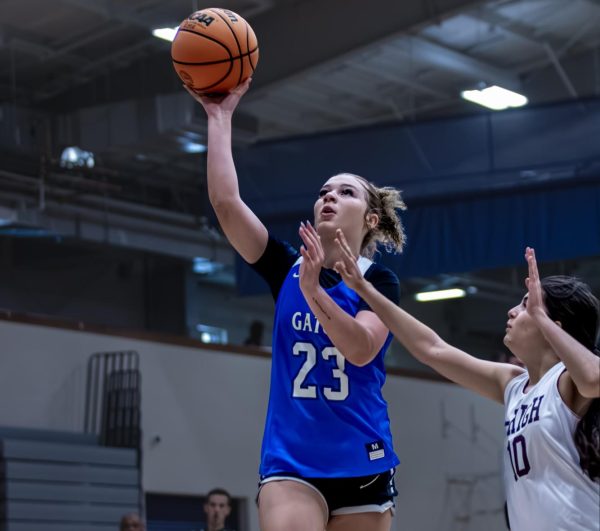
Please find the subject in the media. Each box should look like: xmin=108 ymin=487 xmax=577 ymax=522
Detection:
xmin=292 ymin=342 xmax=349 ymax=401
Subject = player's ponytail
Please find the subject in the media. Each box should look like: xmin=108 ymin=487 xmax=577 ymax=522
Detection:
xmin=575 ymin=392 xmax=600 ymax=482
xmin=338 ymin=173 xmax=407 ymax=258
xmin=541 ymin=276 xmax=600 ymax=482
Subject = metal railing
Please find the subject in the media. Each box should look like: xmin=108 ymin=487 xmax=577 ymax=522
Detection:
xmin=84 ymin=351 xmax=141 ymax=448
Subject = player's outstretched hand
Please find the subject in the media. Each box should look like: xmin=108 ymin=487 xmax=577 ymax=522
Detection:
xmin=298 ymin=220 xmax=324 ymax=295
xmin=334 ymin=229 xmax=366 ymax=292
xmin=183 ymin=77 xmax=252 ymax=118
xmin=525 ymin=247 xmax=546 ymax=320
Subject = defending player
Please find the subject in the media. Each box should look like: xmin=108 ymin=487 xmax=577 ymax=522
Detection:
xmin=334 ymin=233 xmax=600 ymax=531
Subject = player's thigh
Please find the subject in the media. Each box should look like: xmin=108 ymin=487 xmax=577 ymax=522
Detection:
xmin=258 ymin=479 xmax=328 ymax=531
xmin=327 ymin=510 xmax=392 ymax=531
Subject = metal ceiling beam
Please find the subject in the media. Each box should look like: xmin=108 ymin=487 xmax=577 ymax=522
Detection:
xmin=352 ymin=59 xmax=453 ymax=101
xmin=248 ymin=0 xmax=489 ymax=90
xmin=406 ymin=35 xmax=521 ymax=89
xmin=279 ymin=84 xmax=365 ymax=122
xmin=468 ymin=7 xmax=560 ymax=49
xmin=34 ymin=38 xmax=156 ymax=101
xmin=41 ymin=0 xmax=489 ymax=110
xmin=57 ymin=0 xmax=152 ymax=28
xmin=543 ymin=42 xmax=578 ymax=98
xmin=472 ymin=5 xmax=600 ymax=60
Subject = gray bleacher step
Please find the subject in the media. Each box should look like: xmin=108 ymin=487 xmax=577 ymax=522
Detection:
xmin=0 ymin=427 xmax=99 ymax=446
xmin=1 ymin=460 xmax=139 ymax=485
xmin=2 ymin=480 xmax=139 ymax=504
xmin=2 ymin=500 xmax=138 ymax=523
xmin=0 ymin=439 xmax=137 ymax=466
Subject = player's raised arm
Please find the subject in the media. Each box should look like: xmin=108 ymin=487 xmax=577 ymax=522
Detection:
xmin=334 ymin=229 xmax=523 ymax=403
xmin=185 ymin=79 xmax=268 ymax=264
xmin=525 ymin=247 xmax=600 ymax=399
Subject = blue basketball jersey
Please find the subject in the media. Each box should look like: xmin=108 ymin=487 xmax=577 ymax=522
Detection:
xmin=259 ymin=253 xmax=400 ymax=478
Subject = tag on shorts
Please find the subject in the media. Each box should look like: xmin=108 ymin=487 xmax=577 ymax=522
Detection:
xmin=365 ymin=440 xmax=385 ymax=461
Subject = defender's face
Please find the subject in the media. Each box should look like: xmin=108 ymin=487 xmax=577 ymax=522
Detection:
xmin=314 ymin=174 xmax=369 ymax=237
xmin=504 ymin=294 xmax=542 ymax=350
xmin=204 ymin=494 xmax=231 ymax=528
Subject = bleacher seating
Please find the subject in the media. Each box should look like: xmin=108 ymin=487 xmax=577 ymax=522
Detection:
xmin=0 ymin=426 xmax=140 ymax=531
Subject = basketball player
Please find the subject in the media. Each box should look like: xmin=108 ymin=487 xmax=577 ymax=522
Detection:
xmin=186 ymin=79 xmax=407 ymax=531
xmin=334 ymin=235 xmax=600 ymax=531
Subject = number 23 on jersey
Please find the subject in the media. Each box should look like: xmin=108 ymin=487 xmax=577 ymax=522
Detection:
xmin=292 ymin=342 xmax=349 ymax=401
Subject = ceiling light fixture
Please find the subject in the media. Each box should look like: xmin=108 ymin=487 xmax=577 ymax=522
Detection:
xmin=461 ymin=85 xmax=528 ymax=111
xmin=193 ymin=257 xmax=222 ymax=274
xmin=182 ymin=141 xmax=207 ymax=154
xmin=415 ymin=286 xmax=478 ymax=302
xmin=152 ymin=27 xmax=179 ymax=42
xmin=59 ymin=146 xmax=95 ymax=169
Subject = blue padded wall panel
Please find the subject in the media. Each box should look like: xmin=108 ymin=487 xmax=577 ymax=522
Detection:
xmin=233 ymin=98 xmax=600 ymax=294
xmin=236 ymin=180 xmax=600 ymax=294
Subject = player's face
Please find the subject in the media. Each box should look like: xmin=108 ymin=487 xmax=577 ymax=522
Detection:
xmin=314 ymin=174 xmax=369 ymax=237
xmin=503 ymin=294 xmax=544 ymax=353
xmin=204 ymin=494 xmax=231 ymax=528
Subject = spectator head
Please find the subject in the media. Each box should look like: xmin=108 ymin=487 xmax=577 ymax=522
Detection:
xmin=204 ymin=488 xmax=232 ymax=531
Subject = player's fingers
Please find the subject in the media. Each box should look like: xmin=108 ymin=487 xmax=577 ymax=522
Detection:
xmin=299 ymin=245 xmax=313 ymax=265
xmin=334 ymin=261 xmax=348 ymax=278
xmin=335 ymin=240 xmax=355 ymax=270
xmin=299 ymin=224 xmax=313 ymax=249
xmin=231 ymin=77 xmax=252 ymax=96
xmin=529 ymin=248 xmax=539 ymax=281
xmin=302 ymin=221 xmax=320 ymax=249
xmin=306 ymin=222 xmax=324 ymax=257
xmin=305 ymin=220 xmax=320 ymax=242
xmin=183 ymin=84 xmax=204 ymax=103
xmin=336 ymin=229 xmax=355 ymax=259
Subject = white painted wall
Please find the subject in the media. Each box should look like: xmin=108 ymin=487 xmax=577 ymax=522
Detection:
xmin=0 ymin=319 xmax=506 ymax=531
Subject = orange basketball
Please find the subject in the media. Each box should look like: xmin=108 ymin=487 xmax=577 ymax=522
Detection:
xmin=171 ymin=8 xmax=259 ymax=95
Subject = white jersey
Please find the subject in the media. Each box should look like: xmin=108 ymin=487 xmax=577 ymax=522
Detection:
xmin=503 ymin=362 xmax=600 ymax=531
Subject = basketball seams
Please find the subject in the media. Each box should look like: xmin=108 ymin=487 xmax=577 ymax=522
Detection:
xmin=173 ymin=28 xmax=234 ymax=91
xmin=172 ymin=9 xmax=258 ymax=93
xmin=206 ymin=8 xmax=245 ymax=87
xmin=245 ymin=17 xmax=256 ymax=74
xmin=172 ymin=28 xmax=233 ymax=60
xmin=173 ymin=48 xmax=258 ymax=66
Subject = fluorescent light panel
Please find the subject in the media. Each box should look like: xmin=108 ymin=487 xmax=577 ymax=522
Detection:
xmin=152 ymin=27 xmax=179 ymax=42
xmin=182 ymin=141 xmax=207 ymax=154
xmin=193 ymin=257 xmax=221 ymax=274
xmin=461 ymin=85 xmax=528 ymax=111
xmin=415 ymin=288 xmax=467 ymax=302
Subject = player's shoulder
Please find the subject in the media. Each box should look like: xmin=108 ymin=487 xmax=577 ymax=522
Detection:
xmin=360 ymin=259 xmax=400 ymax=304
xmin=364 ymin=260 xmax=399 ymax=285
xmin=262 ymin=235 xmax=298 ymax=260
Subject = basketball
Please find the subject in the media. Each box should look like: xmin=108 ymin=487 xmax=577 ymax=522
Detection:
xmin=171 ymin=8 xmax=259 ymax=95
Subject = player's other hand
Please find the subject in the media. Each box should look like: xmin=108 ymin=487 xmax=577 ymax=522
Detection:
xmin=298 ymin=220 xmax=323 ymax=295
xmin=334 ymin=229 xmax=365 ymax=292
xmin=524 ymin=246 xmax=546 ymax=320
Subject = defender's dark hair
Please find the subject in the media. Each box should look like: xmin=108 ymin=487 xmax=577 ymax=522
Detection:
xmin=541 ymin=275 xmax=600 ymax=482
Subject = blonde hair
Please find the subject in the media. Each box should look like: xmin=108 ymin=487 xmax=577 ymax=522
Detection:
xmin=339 ymin=173 xmax=407 ymax=258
